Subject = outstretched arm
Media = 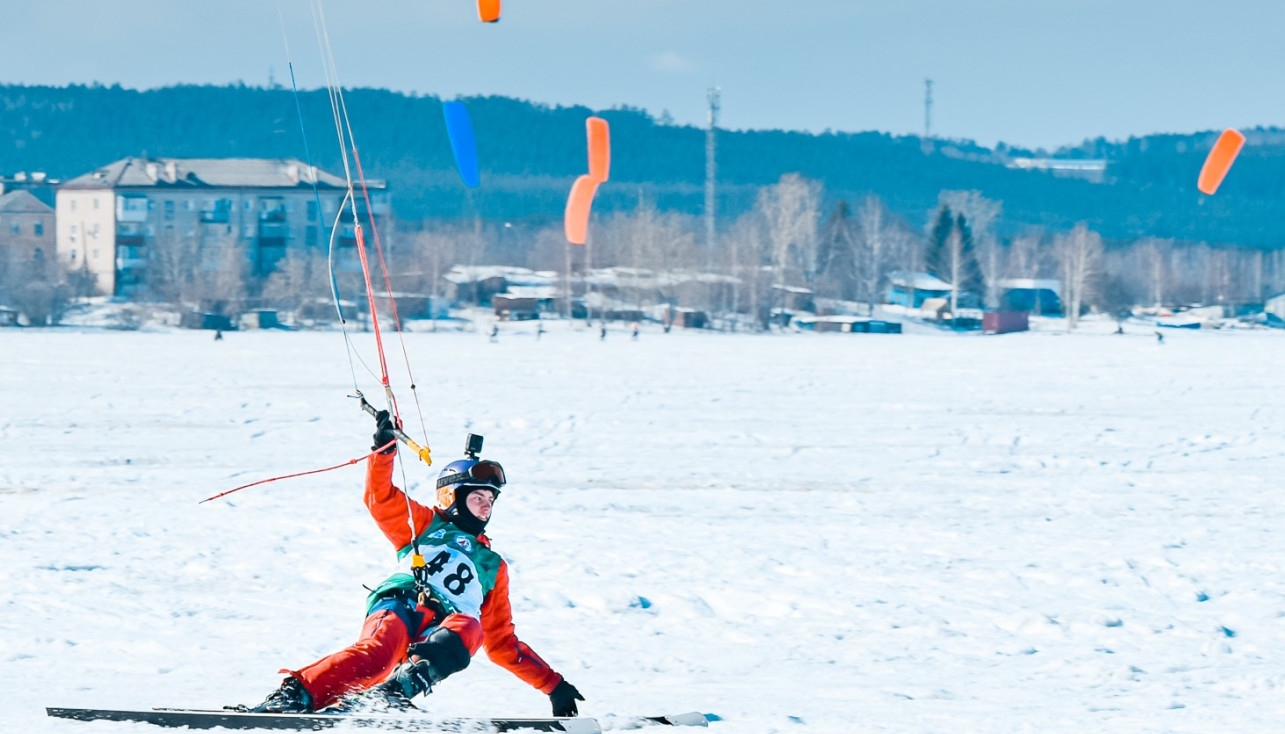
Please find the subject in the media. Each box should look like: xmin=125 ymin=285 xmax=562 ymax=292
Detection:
xmin=480 ymin=562 xmax=564 ymax=694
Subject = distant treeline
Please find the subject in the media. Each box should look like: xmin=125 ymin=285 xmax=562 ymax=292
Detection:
xmin=1 ymin=83 xmax=1283 ymax=247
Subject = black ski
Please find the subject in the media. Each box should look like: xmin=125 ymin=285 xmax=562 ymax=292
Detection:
xmin=46 ymin=706 xmax=709 ymax=732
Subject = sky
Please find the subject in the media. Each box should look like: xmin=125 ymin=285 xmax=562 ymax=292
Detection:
xmin=4 ymin=0 xmax=1285 ymax=150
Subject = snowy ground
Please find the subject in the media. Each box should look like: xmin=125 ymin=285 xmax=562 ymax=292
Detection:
xmin=3 ymin=320 xmax=1284 ymax=733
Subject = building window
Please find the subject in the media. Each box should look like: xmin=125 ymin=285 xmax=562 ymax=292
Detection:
xmin=164 ymin=200 xmax=174 ymax=220
xmin=307 ymin=200 xmax=318 ymax=221
xmin=70 ymin=200 xmax=77 ymax=211
xmin=34 ymin=222 xmax=43 ymax=237
xmin=93 ymin=198 xmax=100 ymax=210
xmin=70 ymin=224 xmax=79 ymax=242
xmin=10 ymin=222 xmax=19 ymax=235
xmin=306 ymin=226 xmax=317 ymax=246
xmin=70 ymin=249 xmax=77 ymax=261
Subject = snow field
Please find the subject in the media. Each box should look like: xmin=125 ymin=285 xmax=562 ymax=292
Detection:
xmin=2 ymin=324 xmax=1284 ymax=733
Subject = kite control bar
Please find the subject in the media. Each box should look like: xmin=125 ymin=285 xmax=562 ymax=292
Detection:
xmin=352 ymin=391 xmax=432 ymax=466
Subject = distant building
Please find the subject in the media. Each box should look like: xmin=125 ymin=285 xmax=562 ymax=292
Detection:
xmin=55 ymin=157 xmax=386 ymax=296
xmin=1006 ymin=158 xmax=1107 ymax=183
xmin=996 ymin=278 xmax=1062 ymax=315
xmin=0 ymin=171 xmax=60 ymax=207
xmin=886 ymin=271 xmax=952 ymax=308
xmin=0 ymin=190 xmax=56 ymax=271
xmin=1266 ymin=293 xmax=1285 ymax=323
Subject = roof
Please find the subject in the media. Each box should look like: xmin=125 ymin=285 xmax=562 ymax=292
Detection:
xmin=445 ymin=265 xmax=549 ymax=285
xmin=997 ymin=278 xmax=1062 ymax=294
xmin=501 ymin=285 xmax=559 ymax=300
xmin=0 ymin=190 xmax=53 ymax=214
xmin=888 ymin=270 xmax=952 ymax=290
xmin=60 ymin=157 xmax=366 ymax=191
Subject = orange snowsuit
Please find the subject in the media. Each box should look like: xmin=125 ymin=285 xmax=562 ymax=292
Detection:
xmin=285 ymin=452 xmax=564 ymax=710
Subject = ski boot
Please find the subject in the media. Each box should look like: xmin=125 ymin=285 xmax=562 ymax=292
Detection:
xmin=246 ymin=676 xmax=313 ymax=713
xmin=371 ymin=658 xmax=444 ymax=710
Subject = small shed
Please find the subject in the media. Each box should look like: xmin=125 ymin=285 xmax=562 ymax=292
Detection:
xmin=920 ymin=297 xmax=952 ymax=321
xmin=887 ymin=271 xmax=952 ymax=308
xmin=983 ymin=311 xmax=1029 ymax=334
xmin=1266 ymin=293 xmax=1285 ymax=321
xmin=997 ymin=279 xmax=1062 ymax=315
xmin=494 ymin=294 xmax=546 ymax=321
xmin=665 ymin=307 xmax=708 ymax=329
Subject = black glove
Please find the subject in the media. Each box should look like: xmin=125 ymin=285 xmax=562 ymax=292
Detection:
xmin=549 ymin=680 xmax=584 ymax=718
xmin=372 ymin=410 xmax=397 ymax=454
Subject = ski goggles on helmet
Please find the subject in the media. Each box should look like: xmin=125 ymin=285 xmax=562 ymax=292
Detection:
xmin=436 ymin=459 xmax=506 ymax=490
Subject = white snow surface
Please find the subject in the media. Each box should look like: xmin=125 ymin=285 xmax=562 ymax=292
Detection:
xmin=3 ymin=323 xmax=1285 ymax=733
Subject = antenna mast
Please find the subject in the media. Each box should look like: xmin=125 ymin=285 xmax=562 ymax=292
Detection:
xmin=923 ymin=79 xmax=933 ymax=153
xmin=705 ymin=87 xmax=720 ymax=270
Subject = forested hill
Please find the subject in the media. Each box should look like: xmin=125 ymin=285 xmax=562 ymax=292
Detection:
xmin=1 ymin=83 xmax=1283 ymax=247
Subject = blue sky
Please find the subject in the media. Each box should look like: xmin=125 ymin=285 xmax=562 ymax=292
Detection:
xmin=4 ymin=0 xmax=1283 ymax=149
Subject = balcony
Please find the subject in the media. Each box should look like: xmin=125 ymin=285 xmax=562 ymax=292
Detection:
xmin=200 ymin=210 xmax=230 ymax=224
xmin=116 ymin=234 xmax=145 ymax=246
xmin=116 ymin=196 xmax=149 ymax=223
xmin=259 ymin=209 xmax=287 ymax=223
xmin=258 ymin=222 xmax=290 ymax=240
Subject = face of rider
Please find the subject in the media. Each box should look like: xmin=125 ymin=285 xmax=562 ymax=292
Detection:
xmin=465 ymin=487 xmax=496 ymax=522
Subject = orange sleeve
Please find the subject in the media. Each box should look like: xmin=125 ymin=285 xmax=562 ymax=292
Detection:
xmin=481 ymin=560 xmax=564 ymax=694
xmin=363 ymin=451 xmax=435 ymax=549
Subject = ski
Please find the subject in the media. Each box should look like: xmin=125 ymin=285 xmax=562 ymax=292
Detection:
xmin=46 ymin=707 xmax=709 ymax=732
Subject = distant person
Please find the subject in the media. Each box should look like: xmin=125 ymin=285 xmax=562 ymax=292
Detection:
xmin=631 ymin=322 xmax=640 ymax=340
xmin=1114 ymin=324 xmax=1124 ymax=335
xmin=536 ymin=322 xmax=546 ymax=340
xmin=214 ymin=329 xmax=224 ymax=341
xmin=489 ymin=324 xmax=499 ymax=343
xmin=1155 ymin=330 xmax=1165 ymax=344
xmin=599 ymin=324 xmax=607 ymax=341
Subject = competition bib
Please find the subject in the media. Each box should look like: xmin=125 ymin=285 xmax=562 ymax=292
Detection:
xmin=398 ymin=532 xmax=486 ymax=617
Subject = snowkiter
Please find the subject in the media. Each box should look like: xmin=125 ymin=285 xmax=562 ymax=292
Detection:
xmin=250 ymin=412 xmax=584 ymax=717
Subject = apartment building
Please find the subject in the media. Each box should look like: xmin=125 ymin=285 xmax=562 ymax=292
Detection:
xmin=0 ymin=190 xmax=56 ymax=271
xmin=56 ymin=157 xmax=387 ymax=296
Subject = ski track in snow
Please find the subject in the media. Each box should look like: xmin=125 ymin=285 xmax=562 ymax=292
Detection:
xmin=2 ymin=325 xmax=1285 ymax=733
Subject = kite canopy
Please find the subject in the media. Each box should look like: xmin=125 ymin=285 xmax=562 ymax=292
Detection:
xmin=564 ymin=174 xmax=599 ymax=245
xmin=587 ymin=116 xmax=610 ymax=183
xmin=478 ymin=0 xmax=501 ymax=23
xmin=1197 ymin=128 xmax=1245 ymax=196
xmin=443 ymin=101 xmax=480 ymax=188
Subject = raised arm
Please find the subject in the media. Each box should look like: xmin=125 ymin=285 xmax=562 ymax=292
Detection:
xmin=363 ymin=425 xmax=435 ymax=549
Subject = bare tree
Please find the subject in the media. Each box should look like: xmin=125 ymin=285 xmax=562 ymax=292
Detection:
xmin=148 ymin=226 xmax=204 ymax=306
xmin=262 ymin=249 xmax=330 ymax=313
xmin=1139 ymin=237 xmax=1174 ymax=308
xmin=853 ymin=195 xmax=912 ymax=315
xmin=1006 ymin=230 xmax=1051 ymax=278
xmin=1055 ymin=223 xmax=1104 ymax=330
xmin=815 ymin=201 xmax=856 ymax=302
xmin=416 ymin=224 xmax=459 ymax=298
xmin=1 ymin=248 xmax=72 ymax=325
xmin=724 ymin=211 xmax=770 ymax=329
xmin=756 ymin=173 xmax=821 ymax=317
